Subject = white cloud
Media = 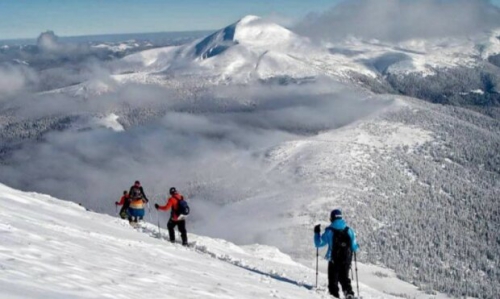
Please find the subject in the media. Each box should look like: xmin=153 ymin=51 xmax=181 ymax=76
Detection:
xmin=0 ymin=65 xmax=37 ymax=99
xmin=37 ymin=31 xmax=61 ymax=52
xmin=295 ymin=0 xmax=500 ymax=42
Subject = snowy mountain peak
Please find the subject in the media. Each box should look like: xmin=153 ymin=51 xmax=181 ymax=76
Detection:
xmin=192 ymin=15 xmax=297 ymax=60
xmin=232 ymin=15 xmax=296 ymax=47
xmin=238 ymin=15 xmax=262 ymax=25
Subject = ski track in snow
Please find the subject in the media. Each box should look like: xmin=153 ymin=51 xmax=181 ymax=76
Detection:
xmin=0 ymin=183 xmax=450 ymax=299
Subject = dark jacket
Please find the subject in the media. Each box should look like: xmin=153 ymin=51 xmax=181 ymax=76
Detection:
xmin=128 ymin=186 xmax=149 ymax=202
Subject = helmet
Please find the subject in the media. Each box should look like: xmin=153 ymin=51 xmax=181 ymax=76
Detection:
xmin=169 ymin=187 xmax=177 ymax=195
xmin=330 ymin=209 xmax=342 ymax=221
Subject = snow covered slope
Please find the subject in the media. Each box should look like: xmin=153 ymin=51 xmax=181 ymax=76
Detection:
xmin=326 ymin=29 xmax=500 ymax=77
xmin=0 ymin=183 xmax=451 ymax=298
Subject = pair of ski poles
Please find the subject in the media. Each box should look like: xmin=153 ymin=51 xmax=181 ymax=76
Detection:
xmin=315 ymin=250 xmax=360 ymax=298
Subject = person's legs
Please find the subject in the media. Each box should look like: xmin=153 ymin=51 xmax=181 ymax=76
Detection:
xmin=119 ymin=207 xmax=128 ymax=219
xmin=328 ymin=261 xmax=340 ymax=298
xmin=167 ymin=220 xmax=177 ymax=242
xmin=127 ymin=208 xmax=134 ymax=223
xmin=339 ymin=263 xmax=354 ymax=297
xmin=177 ymin=220 xmax=188 ymax=245
xmin=137 ymin=209 xmax=145 ymax=222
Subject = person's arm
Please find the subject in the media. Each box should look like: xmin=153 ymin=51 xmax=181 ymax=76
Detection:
xmin=348 ymin=228 xmax=360 ymax=252
xmin=314 ymin=229 xmax=331 ymax=248
xmin=140 ymin=187 xmax=149 ymax=202
xmin=116 ymin=196 xmax=125 ymax=206
xmin=158 ymin=198 xmax=174 ymax=211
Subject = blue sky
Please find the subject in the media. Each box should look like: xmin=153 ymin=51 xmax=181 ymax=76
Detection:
xmin=0 ymin=0 xmax=337 ymax=39
xmin=1 ymin=0 xmax=499 ymax=40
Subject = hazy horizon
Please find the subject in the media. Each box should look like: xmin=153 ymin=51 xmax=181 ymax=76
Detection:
xmin=0 ymin=29 xmax=213 ymax=45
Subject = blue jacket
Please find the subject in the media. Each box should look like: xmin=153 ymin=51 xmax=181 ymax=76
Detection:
xmin=314 ymin=218 xmax=359 ymax=260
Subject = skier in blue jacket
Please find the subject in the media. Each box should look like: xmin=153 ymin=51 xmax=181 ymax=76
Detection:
xmin=314 ymin=209 xmax=359 ymax=298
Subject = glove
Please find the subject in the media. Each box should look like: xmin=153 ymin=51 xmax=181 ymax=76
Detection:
xmin=115 ymin=202 xmax=119 ymax=205
xmin=154 ymin=203 xmax=159 ymax=209
xmin=314 ymin=224 xmax=321 ymax=234
xmin=144 ymin=198 xmax=149 ymax=203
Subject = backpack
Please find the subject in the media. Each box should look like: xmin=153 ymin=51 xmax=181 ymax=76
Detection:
xmin=130 ymin=187 xmax=143 ymax=199
xmin=328 ymin=227 xmax=353 ymax=263
xmin=175 ymin=196 xmax=190 ymax=216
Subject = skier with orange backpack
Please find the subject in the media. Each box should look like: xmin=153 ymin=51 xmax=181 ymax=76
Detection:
xmin=127 ymin=180 xmax=149 ymax=224
xmin=155 ymin=187 xmax=190 ymax=246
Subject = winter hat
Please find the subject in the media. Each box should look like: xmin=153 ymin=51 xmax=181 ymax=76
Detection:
xmin=169 ymin=187 xmax=177 ymax=195
xmin=134 ymin=180 xmax=140 ymax=186
xmin=330 ymin=209 xmax=342 ymax=220
xmin=123 ymin=190 xmax=128 ymax=195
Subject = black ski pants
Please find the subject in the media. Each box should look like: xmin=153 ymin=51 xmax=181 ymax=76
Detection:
xmin=328 ymin=260 xmax=354 ymax=298
xmin=167 ymin=219 xmax=188 ymax=245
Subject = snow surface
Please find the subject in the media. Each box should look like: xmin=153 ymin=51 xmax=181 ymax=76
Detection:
xmin=266 ymin=98 xmax=434 ymax=180
xmin=44 ymin=78 xmax=117 ymax=98
xmin=470 ymin=89 xmax=485 ymax=95
xmin=94 ymin=113 xmax=125 ymax=132
xmin=92 ymin=43 xmax=136 ymax=53
xmin=0 ymin=183 xmax=449 ymax=298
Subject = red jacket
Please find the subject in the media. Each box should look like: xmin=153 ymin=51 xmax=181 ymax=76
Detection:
xmin=158 ymin=193 xmax=183 ymax=221
xmin=116 ymin=195 xmax=129 ymax=206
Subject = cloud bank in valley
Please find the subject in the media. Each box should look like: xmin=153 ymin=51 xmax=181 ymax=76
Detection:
xmin=295 ymin=0 xmax=500 ymax=42
xmin=0 ymin=58 xmax=390 ymax=245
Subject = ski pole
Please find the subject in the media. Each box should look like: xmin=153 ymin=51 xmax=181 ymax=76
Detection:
xmin=147 ymin=202 xmax=152 ymax=222
xmin=157 ymin=209 xmax=162 ymax=238
xmin=315 ymin=247 xmax=319 ymax=288
xmin=354 ymin=252 xmax=360 ymax=298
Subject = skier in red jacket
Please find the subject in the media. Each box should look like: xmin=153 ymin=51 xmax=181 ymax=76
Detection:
xmin=115 ymin=190 xmax=129 ymax=219
xmin=155 ymin=187 xmax=188 ymax=246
